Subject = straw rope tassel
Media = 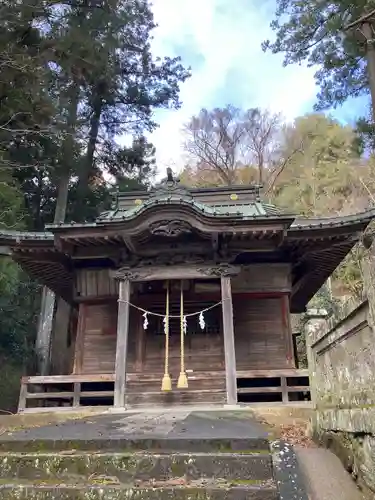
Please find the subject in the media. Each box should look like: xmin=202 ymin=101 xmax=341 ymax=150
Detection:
xmin=177 ymin=280 xmax=188 ymax=389
xmin=161 ymin=281 xmax=172 ymax=391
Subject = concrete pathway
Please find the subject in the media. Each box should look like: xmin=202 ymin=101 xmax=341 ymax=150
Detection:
xmin=295 ymin=447 xmax=366 ymax=500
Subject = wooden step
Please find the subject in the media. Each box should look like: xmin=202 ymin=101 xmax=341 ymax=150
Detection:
xmin=126 ymin=371 xmax=226 ymax=382
xmin=127 ymin=379 xmax=226 ymax=393
xmin=125 ymin=389 xmax=226 ymax=407
xmin=126 ymin=373 xmax=226 ymax=393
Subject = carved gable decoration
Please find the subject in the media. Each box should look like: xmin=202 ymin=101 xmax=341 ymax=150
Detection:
xmin=197 ymin=263 xmax=240 ymax=277
xmin=110 ymin=263 xmax=241 ymax=281
xmin=149 ymin=220 xmax=192 ymax=238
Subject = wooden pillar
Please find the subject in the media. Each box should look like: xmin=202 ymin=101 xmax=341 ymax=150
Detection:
xmin=73 ymin=304 xmax=86 ymax=375
xmin=221 ymin=276 xmax=237 ymax=405
xmin=114 ymin=280 xmax=131 ymax=408
xmin=50 ymin=298 xmax=71 ymax=375
xmin=282 ymin=295 xmax=295 ymax=367
xmin=35 ymin=287 xmax=55 ymax=376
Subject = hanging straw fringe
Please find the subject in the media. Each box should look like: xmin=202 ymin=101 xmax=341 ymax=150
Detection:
xmin=161 ymin=280 xmax=172 ymax=392
xmin=177 ymin=280 xmax=188 ymax=389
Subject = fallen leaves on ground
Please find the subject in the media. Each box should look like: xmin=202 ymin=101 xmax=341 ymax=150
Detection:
xmin=278 ymin=423 xmax=316 ymax=448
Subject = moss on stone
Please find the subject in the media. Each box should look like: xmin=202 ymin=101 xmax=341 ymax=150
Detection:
xmin=228 ymin=479 xmax=264 ymax=485
xmin=169 ymin=458 xmax=186 ymax=478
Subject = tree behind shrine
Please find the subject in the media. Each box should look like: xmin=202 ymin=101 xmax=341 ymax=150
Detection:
xmin=0 ymin=0 xmax=190 ymax=410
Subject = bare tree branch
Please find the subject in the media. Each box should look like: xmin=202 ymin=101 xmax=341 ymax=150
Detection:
xmin=183 ymin=106 xmax=282 ymax=186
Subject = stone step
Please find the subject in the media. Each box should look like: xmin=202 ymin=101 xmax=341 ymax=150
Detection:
xmin=0 ymin=437 xmax=270 ymax=454
xmin=125 ymin=389 xmax=226 ymax=407
xmin=0 ymin=451 xmax=273 ymax=483
xmin=0 ymin=483 xmax=278 ymax=500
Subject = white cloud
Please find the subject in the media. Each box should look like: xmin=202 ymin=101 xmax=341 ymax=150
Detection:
xmin=149 ymin=0 xmax=317 ymax=174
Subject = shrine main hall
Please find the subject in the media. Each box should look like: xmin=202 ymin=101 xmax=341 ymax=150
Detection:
xmin=1 ymin=174 xmax=373 ymax=412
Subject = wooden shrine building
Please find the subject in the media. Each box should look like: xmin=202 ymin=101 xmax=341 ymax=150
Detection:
xmin=1 ymin=173 xmax=374 ymax=412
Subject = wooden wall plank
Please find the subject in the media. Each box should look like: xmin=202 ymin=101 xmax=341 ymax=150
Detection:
xmin=79 ymin=301 xmax=136 ymax=375
xmin=231 ymin=264 xmax=291 ymax=293
xmin=233 ymin=296 xmax=288 ymax=370
xmin=76 ymin=269 xmax=116 ymax=299
xmin=138 ymin=299 xmax=224 ymax=375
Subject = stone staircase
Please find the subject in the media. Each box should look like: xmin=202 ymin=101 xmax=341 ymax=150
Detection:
xmin=0 ymin=410 xmax=308 ymax=499
xmin=0 ymin=448 xmax=276 ymax=499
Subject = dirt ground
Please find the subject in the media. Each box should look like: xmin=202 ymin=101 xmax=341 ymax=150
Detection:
xmin=250 ymin=405 xmax=316 ymax=448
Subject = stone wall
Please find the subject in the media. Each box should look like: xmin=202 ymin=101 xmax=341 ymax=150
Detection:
xmin=306 ymin=300 xmax=375 ymax=496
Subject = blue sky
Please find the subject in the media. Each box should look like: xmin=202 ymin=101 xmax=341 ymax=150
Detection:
xmin=149 ymin=0 xmax=369 ymax=173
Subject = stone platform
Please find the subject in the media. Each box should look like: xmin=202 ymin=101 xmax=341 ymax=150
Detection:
xmin=0 ymin=409 xmax=309 ymax=499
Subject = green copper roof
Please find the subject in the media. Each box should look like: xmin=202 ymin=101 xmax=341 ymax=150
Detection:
xmin=97 ymin=198 xmax=285 ymax=222
xmin=97 ymin=177 xmax=288 ymax=223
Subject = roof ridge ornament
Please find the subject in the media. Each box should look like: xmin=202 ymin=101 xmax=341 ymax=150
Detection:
xmin=149 ymin=168 xmax=193 ymax=200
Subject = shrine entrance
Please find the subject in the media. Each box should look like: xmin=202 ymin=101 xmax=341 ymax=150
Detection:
xmin=131 ymin=279 xmax=225 ymax=395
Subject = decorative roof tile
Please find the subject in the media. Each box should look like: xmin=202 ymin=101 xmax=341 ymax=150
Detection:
xmin=0 ymin=230 xmax=53 ymax=241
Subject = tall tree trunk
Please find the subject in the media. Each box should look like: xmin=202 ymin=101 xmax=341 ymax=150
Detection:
xmin=362 ymin=22 xmax=375 ymax=123
xmin=75 ymin=90 xmax=103 ymax=217
xmin=36 ymin=81 xmax=80 ymax=377
xmin=54 ymin=81 xmax=80 ymax=224
xmin=85 ymin=92 xmax=103 ymax=178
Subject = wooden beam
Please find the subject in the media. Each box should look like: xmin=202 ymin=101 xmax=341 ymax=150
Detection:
xmin=111 ymin=263 xmax=241 ymax=282
xmin=23 ymin=374 xmax=115 ymax=384
xmin=221 ymin=276 xmax=237 ymax=405
xmin=27 ymin=392 xmax=74 ymax=399
xmin=237 ymin=386 xmax=310 ymax=394
xmin=25 ymin=390 xmax=115 ymax=400
xmin=114 ymin=280 xmax=131 ymax=408
xmin=236 ymin=368 xmax=309 ymax=378
xmin=20 ymin=406 xmax=109 ymax=414
xmin=121 ymin=234 xmax=136 ymax=254
xmin=74 ymin=294 xmax=118 ymax=304
xmin=72 ymin=245 xmax=121 ymax=260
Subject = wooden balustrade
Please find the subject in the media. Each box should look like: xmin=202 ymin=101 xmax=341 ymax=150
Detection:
xmin=18 ymin=374 xmax=115 ymax=413
xmin=236 ymin=369 xmax=310 ymax=404
xmin=18 ymin=369 xmax=310 ymax=413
